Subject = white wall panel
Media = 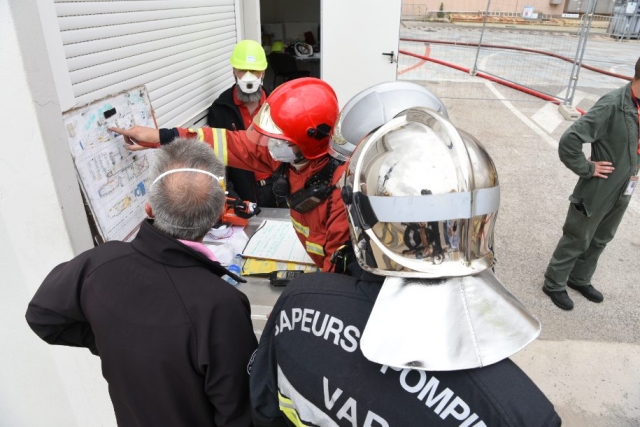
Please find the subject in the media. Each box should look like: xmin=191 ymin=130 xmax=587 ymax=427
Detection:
xmin=68 ymin=33 xmax=235 ymax=83
xmin=57 ymin=7 xmax=234 ymax=31
xmin=55 ymin=0 xmax=225 ymax=15
xmin=60 ymin=15 xmax=225 ymax=45
xmin=153 ymin=69 xmax=231 ymax=113
xmin=66 ymin=28 xmax=232 ymax=71
xmin=63 ymin=21 xmax=229 ymax=58
xmin=53 ymin=0 xmax=238 ymax=126
xmin=149 ymin=60 xmax=229 ymax=99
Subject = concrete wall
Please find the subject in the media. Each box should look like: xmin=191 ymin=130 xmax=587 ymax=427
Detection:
xmin=0 ymin=0 xmax=113 ymax=425
xmin=403 ymin=0 xmax=567 ymax=16
xmin=241 ymin=0 xmax=262 ymax=42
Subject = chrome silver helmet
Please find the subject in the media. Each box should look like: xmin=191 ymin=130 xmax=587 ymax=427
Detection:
xmin=343 ymin=107 xmax=496 ymax=278
xmin=342 ymin=107 xmax=540 ymax=370
xmin=329 ymin=81 xmax=448 ymax=162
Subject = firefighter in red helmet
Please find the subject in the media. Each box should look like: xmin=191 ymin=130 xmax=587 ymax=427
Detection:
xmin=111 ymin=78 xmax=349 ymax=271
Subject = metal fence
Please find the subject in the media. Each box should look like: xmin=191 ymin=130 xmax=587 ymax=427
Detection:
xmin=398 ymin=0 xmax=633 ymax=109
xmin=401 ymin=3 xmax=431 ymax=20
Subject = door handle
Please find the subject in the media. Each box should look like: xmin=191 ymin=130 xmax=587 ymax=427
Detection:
xmin=382 ymin=51 xmax=396 ymax=64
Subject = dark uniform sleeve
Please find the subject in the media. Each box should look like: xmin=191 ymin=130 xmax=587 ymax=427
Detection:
xmin=25 ymin=254 xmax=98 ymax=355
xmin=249 ymin=296 xmax=289 ymax=427
xmin=468 ymin=359 xmax=562 ymax=427
xmin=201 ymin=291 xmax=259 ymax=427
xmin=558 ymin=95 xmax=614 ymax=179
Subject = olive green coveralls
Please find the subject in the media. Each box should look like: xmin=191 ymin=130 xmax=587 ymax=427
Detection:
xmin=544 ymin=82 xmax=639 ymax=291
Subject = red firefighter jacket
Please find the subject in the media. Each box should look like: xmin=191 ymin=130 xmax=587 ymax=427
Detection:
xmin=175 ymin=127 xmax=349 ymax=271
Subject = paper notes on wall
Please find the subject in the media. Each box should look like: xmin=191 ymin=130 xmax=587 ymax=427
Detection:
xmin=62 ymin=85 xmax=156 ymax=241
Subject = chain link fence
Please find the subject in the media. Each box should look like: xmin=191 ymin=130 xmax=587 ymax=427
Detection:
xmin=398 ymin=0 xmax=634 ymax=109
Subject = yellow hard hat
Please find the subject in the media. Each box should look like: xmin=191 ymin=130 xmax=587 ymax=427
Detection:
xmin=271 ymin=40 xmax=285 ymax=53
xmin=230 ymin=40 xmax=267 ymax=71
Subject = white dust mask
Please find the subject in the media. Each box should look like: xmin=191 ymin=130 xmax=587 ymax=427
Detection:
xmin=237 ymin=72 xmax=262 ymax=94
xmin=268 ymin=138 xmax=299 ymax=163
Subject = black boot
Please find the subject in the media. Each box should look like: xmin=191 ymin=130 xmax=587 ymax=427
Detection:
xmin=542 ymin=286 xmax=574 ymax=310
xmin=567 ymin=282 xmax=604 ymax=303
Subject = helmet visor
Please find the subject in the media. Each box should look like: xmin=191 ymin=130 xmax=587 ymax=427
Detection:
xmin=246 ymin=124 xmax=299 ymax=162
xmin=246 ymin=124 xmax=290 ymax=147
xmin=252 ymin=102 xmax=286 ymax=139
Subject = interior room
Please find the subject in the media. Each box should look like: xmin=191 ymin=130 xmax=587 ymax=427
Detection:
xmin=259 ymin=0 xmax=321 ymax=91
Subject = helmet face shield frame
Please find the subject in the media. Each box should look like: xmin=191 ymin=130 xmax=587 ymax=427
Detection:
xmin=247 ymin=123 xmax=301 ymax=163
xmin=343 ymin=107 xmax=500 ymax=278
xmin=251 ymin=103 xmax=290 ymax=142
xmin=246 ymin=123 xmax=289 ymax=147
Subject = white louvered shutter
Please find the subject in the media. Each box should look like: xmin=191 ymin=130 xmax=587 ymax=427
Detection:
xmin=54 ymin=0 xmax=238 ymax=128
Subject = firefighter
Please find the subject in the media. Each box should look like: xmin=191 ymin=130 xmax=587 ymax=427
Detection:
xmin=249 ymin=107 xmax=561 ymax=427
xmin=111 ymin=78 xmax=347 ymax=271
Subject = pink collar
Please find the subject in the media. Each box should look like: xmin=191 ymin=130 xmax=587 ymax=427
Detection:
xmin=178 ymin=239 xmax=218 ymax=262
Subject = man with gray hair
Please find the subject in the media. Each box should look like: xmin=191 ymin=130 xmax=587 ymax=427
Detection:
xmin=26 ymin=139 xmax=257 ymax=427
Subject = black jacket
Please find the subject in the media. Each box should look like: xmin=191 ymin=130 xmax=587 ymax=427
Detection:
xmin=250 ymin=268 xmax=561 ymax=427
xmin=208 ymin=85 xmax=271 ymax=203
xmin=26 ymin=220 xmax=257 ymax=427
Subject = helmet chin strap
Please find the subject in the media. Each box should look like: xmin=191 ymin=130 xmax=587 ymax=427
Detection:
xmin=290 ymin=156 xmax=309 ymax=170
xmin=293 ymin=152 xmax=306 ymax=164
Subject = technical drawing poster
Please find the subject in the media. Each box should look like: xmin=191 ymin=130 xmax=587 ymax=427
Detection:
xmin=63 ymin=86 xmax=157 ymax=242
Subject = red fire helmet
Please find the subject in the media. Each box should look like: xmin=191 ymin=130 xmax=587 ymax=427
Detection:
xmin=251 ymin=78 xmax=339 ymax=160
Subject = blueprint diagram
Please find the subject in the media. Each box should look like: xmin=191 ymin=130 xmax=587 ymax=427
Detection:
xmin=63 ymin=86 xmax=156 ymax=242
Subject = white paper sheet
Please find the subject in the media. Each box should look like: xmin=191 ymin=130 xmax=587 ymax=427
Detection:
xmin=241 ymin=220 xmax=315 ymax=264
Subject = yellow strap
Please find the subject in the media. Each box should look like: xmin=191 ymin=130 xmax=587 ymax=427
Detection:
xmin=291 ymin=217 xmax=310 ymax=237
xmin=305 ymin=241 xmax=325 ymax=256
xmin=213 ymin=128 xmax=228 ymax=165
xmin=278 ymin=393 xmax=311 ymax=427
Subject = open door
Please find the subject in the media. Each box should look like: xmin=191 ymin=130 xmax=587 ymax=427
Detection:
xmin=321 ymin=0 xmax=401 ymax=107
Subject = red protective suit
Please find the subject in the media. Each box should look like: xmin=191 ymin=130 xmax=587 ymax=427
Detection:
xmin=175 ymin=127 xmax=349 ymax=271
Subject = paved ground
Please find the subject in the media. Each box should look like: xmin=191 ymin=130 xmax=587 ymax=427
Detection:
xmin=243 ymin=24 xmax=640 ymax=427
xmin=440 ymin=87 xmax=640 ymax=426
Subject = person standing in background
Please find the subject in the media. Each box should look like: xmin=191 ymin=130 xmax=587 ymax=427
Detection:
xmin=208 ymin=39 xmax=281 ymax=207
xmin=542 ymin=57 xmax=640 ymax=310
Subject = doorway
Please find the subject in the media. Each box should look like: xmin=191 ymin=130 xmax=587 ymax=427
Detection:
xmin=259 ymin=0 xmax=321 ymax=91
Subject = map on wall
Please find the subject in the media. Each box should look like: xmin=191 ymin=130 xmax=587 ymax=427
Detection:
xmin=62 ymin=85 xmax=157 ymax=242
